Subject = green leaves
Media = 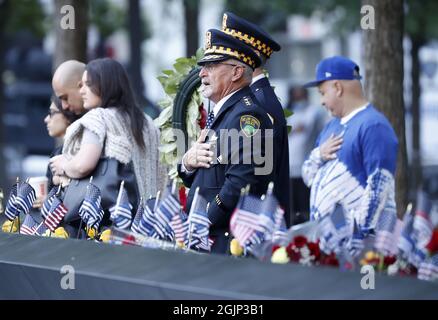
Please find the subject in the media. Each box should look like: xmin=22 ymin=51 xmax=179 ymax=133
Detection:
xmin=284 ymin=109 xmax=293 ymax=118
xmin=155 ymin=48 xmax=205 ymax=183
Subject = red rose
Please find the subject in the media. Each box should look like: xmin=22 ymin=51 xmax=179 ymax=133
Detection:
xmin=426 ymin=229 xmax=438 ymax=255
xmin=286 ymin=242 xmax=300 ymax=262
xmin=307 ymin=242 xmax=321 ymax=261
xmin=321 ymin=253 xmax=339 ymax=267
xmin=293 ymin=235 xmax=308 ymax=248
xmin=384 ymin=255 xmax=397 ymax=266
xmin=198 ymin=103 xmax=207 ymax=129
xmin=122 ymin=235 xmax=136 ymax=246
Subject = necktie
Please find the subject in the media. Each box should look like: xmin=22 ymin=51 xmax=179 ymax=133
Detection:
xmin=206 ymin=111 xmax=215 ymax=129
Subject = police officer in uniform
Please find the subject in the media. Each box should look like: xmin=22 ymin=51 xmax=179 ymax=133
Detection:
xmin=178 ymin=29 xmax=274 ymax=254
xmin=221 ymin=12 xmax=291 ymax=226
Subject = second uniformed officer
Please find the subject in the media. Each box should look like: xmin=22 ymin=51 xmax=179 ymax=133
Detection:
xmin=222 ymin=12 xmax=291 ymax=226
xmin=178 ymin=29 xmax=274 ymax=254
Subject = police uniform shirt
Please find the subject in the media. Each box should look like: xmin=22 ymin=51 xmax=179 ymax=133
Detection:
xmin=250 ymin=73 xmax=291 ymax=226
xmin=178 ymin=86 xmax=274 ymax=253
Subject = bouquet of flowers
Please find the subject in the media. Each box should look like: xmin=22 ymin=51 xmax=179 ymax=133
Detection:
xmin=271 ymin=235 xmax=340 ymax=268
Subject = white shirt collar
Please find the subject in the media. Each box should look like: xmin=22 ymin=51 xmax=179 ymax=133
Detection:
xmin=251 ymin=73 xmax=266 ymax=85
xmin=212 ymin=89 xmax=241 ymax=117
xmin=340 ymin=103 xmax=369 ymax=125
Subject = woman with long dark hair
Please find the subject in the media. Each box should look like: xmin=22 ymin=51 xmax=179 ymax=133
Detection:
xmin=44 ymin=95 xmax=79 ymax=191
xmin=49 ymin=58 xmax=165 ymax=206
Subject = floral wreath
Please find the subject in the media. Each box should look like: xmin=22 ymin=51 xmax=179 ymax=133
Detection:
xmin=154 ymin=49 xmax=206 ymax=179
xmin=154 ymin=49 xmax=207 ymax=209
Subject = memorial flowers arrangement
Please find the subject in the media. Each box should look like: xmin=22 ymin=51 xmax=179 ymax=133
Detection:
xmin=271 ymin=235 xmax=339 ymax=267
xmin=154 ymin=48 xmax=205 ymax=181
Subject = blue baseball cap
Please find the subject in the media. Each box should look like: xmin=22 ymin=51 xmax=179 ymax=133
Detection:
xmin=303 ymin=56 xmax=362 ymax=88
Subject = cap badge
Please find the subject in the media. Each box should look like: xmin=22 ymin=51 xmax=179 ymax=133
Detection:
xmin=205 ymin=31 xmax=212 ymax=50
xmin=222 ymin=14 xmax=228 ymax=29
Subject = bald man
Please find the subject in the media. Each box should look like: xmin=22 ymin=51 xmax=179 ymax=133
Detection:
xmin=302 ymin=56 xmax=398 ymax=238
xmin=52 ymin=60 xmax=86 ymax=115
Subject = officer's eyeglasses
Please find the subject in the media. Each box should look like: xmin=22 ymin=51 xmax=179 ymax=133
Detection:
xmin=48 ymin=110 xmax=62 ymax=118
xmin=202 ymin=62 xmax=245 ymax=72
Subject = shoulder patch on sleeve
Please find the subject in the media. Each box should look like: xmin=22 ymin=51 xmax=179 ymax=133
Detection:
xmin=240 ymin=115 xmax=260 ymax=137
xmin=242 ymin=96 xmax=253 ymax=107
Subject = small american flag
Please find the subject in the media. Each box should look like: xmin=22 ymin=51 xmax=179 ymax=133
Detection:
xmin=43 ymin=195 xmax=68 ymax=232
xmin=41 ymin=186 xmax=58 ymax=219
xmin=20 ymin=214 xmax=39 ymax=235
xmin=109 ymin=186 xmax=133 ymax=230
xmin=230 ymin=194 xmax=265 ymax=247
xmin=170 ymin=211 xmax=188 ymax=243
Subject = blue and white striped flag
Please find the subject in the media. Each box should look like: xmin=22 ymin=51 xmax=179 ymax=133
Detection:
xmin=131 ymin=200 xmax=144 ymax=234
xmin=109 ymin=186 xmax=133 ymax=230
xmin=155 ymin=190 xmax=180 ymax=241
xmin=41 ymin=186 xmax=58 ymax=219
xmin=318 ymin=203 xmax=350 ymax=254
xmin=418 ymin=253 xmax=438 ymax=282
xmin=79 ymin=183 xmax=104 ymax=229
xmin=413 ymin=191 xmax=433 ymax=250
xmin=185 ymin=191 xmax=212 ymax=251
xmin=15 ymin=182 xmax=36 ymax=216
xmin=374 ymin=209 xmax=397 ymax=256
xmin=138 ymin=203 xmax=162 ymax=239
xmin=347 ymin=220 xmax=365 ymax=258
xmin=5 ymin=183 xmax=18 ymax=221
xmin=272 ymin=207 xmax=289 ymax=246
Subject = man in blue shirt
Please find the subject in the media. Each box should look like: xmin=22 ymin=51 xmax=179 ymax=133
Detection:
xmin=302 ymin=56 xmax=398 ymax=236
